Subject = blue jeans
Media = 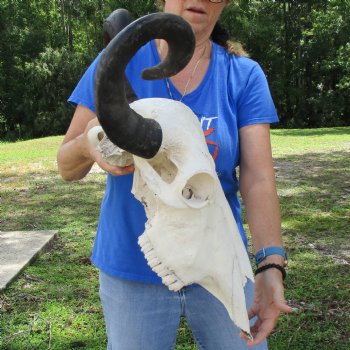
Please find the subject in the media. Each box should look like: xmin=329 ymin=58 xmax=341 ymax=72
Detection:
xmin=99 ymin=271 xmax=268 ymax=350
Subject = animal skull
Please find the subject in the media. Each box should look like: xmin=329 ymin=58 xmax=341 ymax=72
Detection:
xmin=92 ymin=11 xmax=255 ymax=339
xmin=89 ymin=98 xmax=254 ymax=337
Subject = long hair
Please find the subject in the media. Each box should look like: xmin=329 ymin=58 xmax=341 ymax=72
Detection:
xmin=211 ymin=22 xmax=248 ymax=56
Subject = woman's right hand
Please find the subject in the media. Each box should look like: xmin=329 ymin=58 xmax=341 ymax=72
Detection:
xmin=83 ymin=118 xmax=135 ymax=177
xmin=58 ymin=105 xmax=134 ymax=181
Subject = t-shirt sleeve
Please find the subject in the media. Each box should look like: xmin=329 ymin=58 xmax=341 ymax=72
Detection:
xmin=237 ymin=63 xmax=279 ymax=129
xmin=67 ymin=52 xmax=104 ymax=112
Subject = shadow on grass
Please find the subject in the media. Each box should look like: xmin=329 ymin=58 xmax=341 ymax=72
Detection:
xmin=1 ymin=170 xmax=107 ymax=232
xmin=270 ymin=249 xmax=350 ymax=350
xmin=275 ymin=150 xmax=349 ymax=250
xmin=0 ymin=167 xmax=108 ymax=348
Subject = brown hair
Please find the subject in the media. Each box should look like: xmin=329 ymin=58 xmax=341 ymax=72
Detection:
xmin=211 ymin=22 xmax=248 ymax=56
xmin=155 ymin=0 xmax=248 ymax=56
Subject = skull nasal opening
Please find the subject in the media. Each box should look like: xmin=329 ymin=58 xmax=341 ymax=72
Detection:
xmin=182 ymin=173 xmax=214 ymax=209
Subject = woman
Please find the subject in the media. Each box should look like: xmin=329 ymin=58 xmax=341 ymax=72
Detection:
xmin=57 ymin=1 xmax=292 ymax=349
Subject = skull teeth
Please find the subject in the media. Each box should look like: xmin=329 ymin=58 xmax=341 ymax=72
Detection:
xmin=152 ymin=264 xmax=170 ymax=277
xmin=145 ymin=250 xmax=157 ymax=261
xmin=168 ymin=280 xmax=185 ymax=292
xmin=138 ymin=233 xmax=185 ymax=291
xmin=148 ymin=256 xmax=161 ymax=268
xmin=138 ymin=234 xmax=149 ymax=246
xmin=162 ymin=274 xmax=177 ymax=285
xmin=140 ymin=242 xmax=153 ymax=254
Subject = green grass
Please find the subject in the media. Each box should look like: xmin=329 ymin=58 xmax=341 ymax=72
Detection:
xmin=268 ymin=127 xmax=350 ymax=350
xmin=1 ymin=127 xmax=349 ymax=349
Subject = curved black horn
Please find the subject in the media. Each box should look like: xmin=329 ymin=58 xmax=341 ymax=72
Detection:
xmin=103 ymin=9 xmax=137 ymax=103
xmin=95 ymin=12 xmax=195 ymax=159
xmin=103 ymin=9 xmax=134 ymax=47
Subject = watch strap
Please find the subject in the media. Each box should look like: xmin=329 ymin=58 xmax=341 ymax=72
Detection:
xmin=254 ymin=246 xmax=287 ymax=266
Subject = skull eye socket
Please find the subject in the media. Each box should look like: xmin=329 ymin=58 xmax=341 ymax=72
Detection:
xmin=182 ymin=173 xmax=214 ymax=208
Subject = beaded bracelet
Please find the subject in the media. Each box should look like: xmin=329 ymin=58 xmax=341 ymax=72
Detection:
xmin=254 ymin=263 xmax=287 ymax=280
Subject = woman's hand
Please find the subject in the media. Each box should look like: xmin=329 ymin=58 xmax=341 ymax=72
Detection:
xmin=241 ymin=268 xmax=293 ymax=346
xmin=58 ymin=105 xmax=134 ymax=181
xmin=238 ymin=124 xmax=292 ymax=345
xmin=83 ymin=118 xmax=135 ymax=177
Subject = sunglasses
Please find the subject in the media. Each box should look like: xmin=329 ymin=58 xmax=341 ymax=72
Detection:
xmin=209 ymin=0 xmax=224 ymax=2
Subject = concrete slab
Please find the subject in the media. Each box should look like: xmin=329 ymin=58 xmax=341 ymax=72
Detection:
xmin=0 ymin=230 xmax=57 ymax=291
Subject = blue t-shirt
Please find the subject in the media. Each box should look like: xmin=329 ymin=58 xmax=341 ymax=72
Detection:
xmin=68 ymin=41 xmax=278 ymax=284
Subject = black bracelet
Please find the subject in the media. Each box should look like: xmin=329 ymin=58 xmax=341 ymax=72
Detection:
xmin=254 ymin=263 xmax=286 ymax=280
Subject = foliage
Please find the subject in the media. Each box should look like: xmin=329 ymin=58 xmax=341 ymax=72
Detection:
xmin=221 ymin=0 xmax=350 ymax=128
xmin=19 ymin=47 xmax=92 ymax=138
xmin=0 ymin=1 xmax=349 ymax=139
xmin=0 ymin=0 xmax=157 ymax=140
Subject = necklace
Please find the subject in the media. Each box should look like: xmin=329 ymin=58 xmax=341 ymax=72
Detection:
xmin=165 ymin=43 xmax=207 ymax=102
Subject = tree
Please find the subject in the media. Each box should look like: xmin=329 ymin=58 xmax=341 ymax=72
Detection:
xmin=0 ymin=0 xmax=349 ymax=139
xmin=222 ymin=0 xmax=350 ymax=127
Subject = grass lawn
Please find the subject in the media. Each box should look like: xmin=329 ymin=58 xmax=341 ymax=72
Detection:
xmin=0 ymin=127 xmax=349 ymax=349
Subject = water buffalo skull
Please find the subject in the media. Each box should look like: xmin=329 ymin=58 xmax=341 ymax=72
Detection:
xmin=91 ymin=11 xmax=254 ymax=338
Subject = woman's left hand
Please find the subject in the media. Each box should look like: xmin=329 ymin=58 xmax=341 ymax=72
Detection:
xmin=241 ymin=268 xmax=293 ymax=347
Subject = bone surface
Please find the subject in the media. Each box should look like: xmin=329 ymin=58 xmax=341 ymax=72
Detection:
xmin=90 ymin=98 xmax=254 ymax=337
xmin=88 ymin=126 xmax=133 ymax=167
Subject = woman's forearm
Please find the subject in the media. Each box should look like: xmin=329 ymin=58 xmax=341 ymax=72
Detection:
xmin=239 ymin=124 xmax=286 ymax=266
xmin=57 ymin=105 xmax=99 ymax=181
xmin=57 ymin=133 xmax=94 ymax=181
xmin=240 ymin=175 xmax=283 ymax=253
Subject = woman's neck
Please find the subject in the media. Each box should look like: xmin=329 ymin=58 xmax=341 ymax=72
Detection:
xmin=156 ymin=38 xmax=211 ymax=63
xmin=156 ymin=38 xmax=212 ymax=98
